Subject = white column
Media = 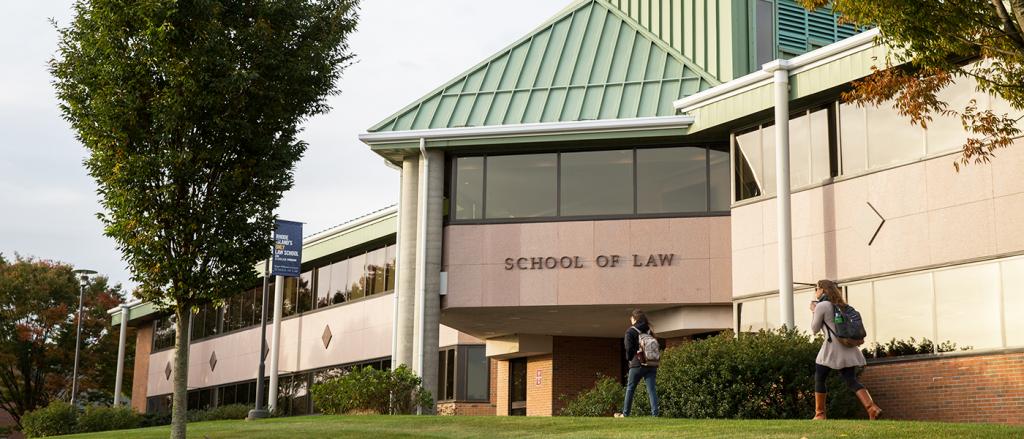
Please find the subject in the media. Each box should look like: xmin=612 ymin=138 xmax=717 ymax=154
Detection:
xmin=767 ymin=59 xmax=795 ymax=329
xmin=113 ymin=304 xmax=129 ymax=405
xmin=267 ymin=275 xmax=285 ymax=412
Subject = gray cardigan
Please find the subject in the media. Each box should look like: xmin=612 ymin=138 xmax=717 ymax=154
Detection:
xmin=811 ymin=301 xmax=867 ymax=369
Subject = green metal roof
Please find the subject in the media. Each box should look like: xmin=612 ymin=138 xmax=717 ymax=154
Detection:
xmin=368 ymin=0 xmax=719 ymax=133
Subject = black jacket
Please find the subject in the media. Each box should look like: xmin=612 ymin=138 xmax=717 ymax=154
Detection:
xmin=624 ymin=321 xmax=653 ymax=368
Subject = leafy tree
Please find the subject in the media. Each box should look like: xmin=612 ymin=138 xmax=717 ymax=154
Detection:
xmin=0 ymin=256 xmax=129 ymax=428
xmin=801 ymin=0 xmax=1023 ymax=169
xmin=50 ymin=1 xmax=358 ymax=437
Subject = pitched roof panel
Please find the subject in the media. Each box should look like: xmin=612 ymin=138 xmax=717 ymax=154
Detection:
xmin=367 ymin=0 xmax=719 ymax=133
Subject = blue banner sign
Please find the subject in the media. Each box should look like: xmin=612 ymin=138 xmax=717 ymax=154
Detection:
xmin=271 ymin=219 xmax=303 ymax=277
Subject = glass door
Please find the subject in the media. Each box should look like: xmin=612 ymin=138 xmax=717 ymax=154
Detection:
xmin=509 ymin=358 xmax=527 ymax=416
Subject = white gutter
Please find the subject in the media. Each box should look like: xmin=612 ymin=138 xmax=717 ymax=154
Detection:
xmin=414 ymin=137 xmax=428 ymax=415
xmin=359 ymin=115 xmax=695 ymax=145
xmin=764 ymin=59 xmax=796 ymax=329
xmin=303 ymin=205 xmax=398 ymax=246
xmin=388 ymin=160 xmax=402 ymax=370
xmin=674 ymin=28 xmax=881 ymax=112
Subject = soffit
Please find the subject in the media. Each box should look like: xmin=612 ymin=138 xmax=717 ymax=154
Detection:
xmin=367 ymin=0 xmax=719 ymax=134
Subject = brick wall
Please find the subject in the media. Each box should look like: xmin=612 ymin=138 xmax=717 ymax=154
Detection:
xmin=551 ymin=337 xmax=622 ymax=415
xmin=526 ymin=355 xmax=553 ymax=416
xmin=131 ymin=322 xmax=153 ymax=413
xmin=496 ymin=360 xmax=509 ymax=416
xmin=860 ymin=351 xmax=1024 ymax=424
xmin=437 ymin=359 xmax=499 ymax=416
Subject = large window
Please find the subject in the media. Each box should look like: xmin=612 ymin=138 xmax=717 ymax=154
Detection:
xmin=453 ymin=146 xmax=729 ymax=222
xmin=737 ymin=255 xmax=1024 ymax=351
xmin=437 ymin=345 xmax=490 ymax=402
xmin=734 ymin=107 xmax=833 ymax=202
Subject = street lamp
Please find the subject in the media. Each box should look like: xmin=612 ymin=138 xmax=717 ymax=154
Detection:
xmin=70 ymin=269 xmax=97 ymax=407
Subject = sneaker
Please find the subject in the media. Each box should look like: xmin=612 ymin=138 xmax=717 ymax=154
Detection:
xmin=613 ymin=413 xmax=625 ymax=418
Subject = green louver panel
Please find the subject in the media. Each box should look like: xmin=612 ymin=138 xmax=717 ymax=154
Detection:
xmin=368 ymin=0 xmax=719 ymax=133
xmin=777 ymin=0 xmax=862 ymax=57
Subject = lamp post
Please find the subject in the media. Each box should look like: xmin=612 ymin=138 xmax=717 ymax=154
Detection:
xmin=70 ymin=269 xmax=97 ymax=407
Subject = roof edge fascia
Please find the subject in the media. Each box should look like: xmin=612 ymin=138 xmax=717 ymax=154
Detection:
xmin=673 ymin=28 xmax=882 ymax=112
xmin=359 ymin=115 xmax=695 ymax=146
xmin=303 ymin=206 xmax=397 ymax=247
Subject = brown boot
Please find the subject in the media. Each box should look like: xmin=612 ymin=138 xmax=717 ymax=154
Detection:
xmin=856 ymin=389 xmax=883 ymax=420
xmin=812 ymin=392 xmax=827 ymax=420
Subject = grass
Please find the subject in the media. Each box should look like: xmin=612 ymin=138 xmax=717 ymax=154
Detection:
xmin=53 ymin=415 xmax=1024 ymax=439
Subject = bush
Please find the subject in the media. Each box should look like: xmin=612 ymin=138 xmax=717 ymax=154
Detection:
xmin=203 ymin=403 xmax=252 ymax=421
xmin=311 ymin=365 xmax=432 ymax=415
xmin=140 ymin=410 xmax=172 ymax=427
xmin=21 ymin=401 xmax=78 ymax=438
xmin=862 ymin=337 xmax=968 ymax=358
xmin=76 ymin=405 xmax=142 ymax=433
xmin=657 ymin=328 xmax=860 ymax=419
xmin=559 ymin=375 xmax=651 ymax=417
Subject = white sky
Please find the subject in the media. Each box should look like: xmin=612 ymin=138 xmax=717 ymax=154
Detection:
xmin=0 ymin=1 xmax=568 ymax=291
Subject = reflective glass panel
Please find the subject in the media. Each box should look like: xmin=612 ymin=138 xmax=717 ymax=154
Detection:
xmin=739 ymin=299 xmax=766 ymax=332
xmin=560 ymin=150 xmax=633 ymax=216
xmin=297 ymin=271 xmax=313 ymax=313
xmin=637 ymin=147 xmax=706 ymax=214
xmin=485 ymin=154 xmax=557 ymax=218
xmin=464 ymin=346 xmax=489 ymax=401
xmin=789 ymin=111 xmax=812 ymax=188
xmin=839 ymin=102 xmax=868 ymax=174
xmin=809 ymin=108 xmax=832 ymax=182
xmin=867 ymin=101 xmax=924 ymax=168
xmin=385 ymin=245 xmax=397 ymax=291
xmin=873 ymin=273 xmax=934 ymax=344
xmin=934 ymin=263 xmax=1001 ymax=349
xmin=927 ymin=77 xmax=979 ymax=154
xmin=329 ymin=260 xmax=348 ymax=305
xmin=845 ymin=283 xmax=875 ymax=345
xmin=734 ymin=129 xmax=763 ymax=201
xmin=1002 ymin=258 xmax=1024 ymax=347
xmin=366 ymin=247 xmax=386 ymax=295
xmin=316 ymin=266 xmax=332 ymax=308
xmin=455 ymin=157 xmax=484 ymax=220
xmin=347 ymin=253 xmax=366 ymax=300
xmin=709 ymin=146 xmax=730 ymax=211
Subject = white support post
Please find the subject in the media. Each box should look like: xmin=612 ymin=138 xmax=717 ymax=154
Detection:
xmin=268 ymin=275 xmax=285 ymax=412
xmin=113 ymin=304 xmax=129 ymax=405
xmin=766 ymin=59 xmax=795 ymax=329
xmin=414 ymin=138 xmax=428 ymax=414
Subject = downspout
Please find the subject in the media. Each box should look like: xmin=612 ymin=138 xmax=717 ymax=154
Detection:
xmin=113 ymin=304 xmax=129 ymax=405
xmin=415 ymin=138 xmax=428 ymax=414
xmin=765 ymin=59 xmax=795 ymax=329
xmin=387 ymin=159 xmax=402 ymax=370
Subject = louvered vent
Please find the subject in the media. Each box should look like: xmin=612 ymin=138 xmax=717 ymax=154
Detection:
xmin=777 ymin=0 xmax=863 ymax=57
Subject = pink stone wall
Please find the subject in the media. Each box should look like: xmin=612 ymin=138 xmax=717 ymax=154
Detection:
xmin=442 ymin=217 xmax=732 ymax=309
xmin=731 ymin=138 xmax=1024 ymax=297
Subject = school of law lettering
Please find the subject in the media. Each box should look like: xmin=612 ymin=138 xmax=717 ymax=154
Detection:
xmin=503 ymin=254 xmax=677 ymax=270
xmin=105 ymin=0 xmax=1024 ymax=423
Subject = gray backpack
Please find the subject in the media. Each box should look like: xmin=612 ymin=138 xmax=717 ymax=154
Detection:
xmin=632 ymin=327 xmax=661 ymax=366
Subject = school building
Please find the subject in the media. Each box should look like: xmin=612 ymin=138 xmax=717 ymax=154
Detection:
xmin=109 ymin=0 xmax=1024 ymax=422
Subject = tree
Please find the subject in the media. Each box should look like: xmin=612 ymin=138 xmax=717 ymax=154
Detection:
xmin=0 ymin=256 xmax=129 ymax=427
xmin=50 ymin=1 xmax=358 ymax=437
xmin=800 ymin=0 xmax=1023 ymax=169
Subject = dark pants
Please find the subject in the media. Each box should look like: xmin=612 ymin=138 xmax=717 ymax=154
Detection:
xmin=815 ymin=363 xmax=864 ymax=393
xmin=622 ymin=366 xmax=659 ymax=416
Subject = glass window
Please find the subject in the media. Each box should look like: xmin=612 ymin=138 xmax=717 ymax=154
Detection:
xmin=789 ymin=111 xmax=813 ymax=188
xmin=934 ymin=263 xmax=1002 ymax=349
xmin=709 ymin=146 xmax=730 ymax=211
xmin=485 ymin=154 xmax=557 ymax=218
xmin=296 ymin=271 xmax=313 ymax=313
xmin=366 ymin=247 xmax=386 ymax=295
xmin=765 ymin=295 xmax=780 ymax=329
xmin=927 ymin=78 xmax=980 ymax=154
xmin=738 ymin=299 xmax=766 ymax=332
xmin=190 ymin=308 xmax=204 ymax=341
xmin=637 ymin=147 xmax=706 ymax=214
xmin=793 ymin=290 xmax=815 ymax=333
xmin=761 ymin=124 xmax=777 ymax=196
xmin=560 ymin=150 xmax=633 ymax=216
xmin=845 ymin=283 xmax=875 ymax=345
xmin=221 ymin=297 xmax=236 ymax=332
xmin=866 ymin=100 xmax=925 ymax=169
xmin=809 ymin=108 xmax=832 ymax=183
xmin=329 ymin=259 xmax=349 ymax=305
xmin=240 ymin=288 xmax=254 ymax=328
xmin=283 ymin=277 xmax=297 ymax=317
xmin=455 ymin=157 xmax=484 ymax=220
xmin=205 ymin=303 xmax=220 ymax=338
xmin=316 ymin=265 xmax=332 ymax=308
xmin=463 ymin=346 xmax=489 ymax=401
xmin=839 ymin=102 xmax=868 ymax=174
xmin=873 ymin=273 xmax=934 ymax=345
xmin=253 ymin=285 xmax=264 ymax=325
xmin=1002 ymin=258 xmax=1024 ymax=347
xmin=347 ymin=252 xmax=366 ymax=301
xmin=385 ymin=245 xmax=397 ymax=292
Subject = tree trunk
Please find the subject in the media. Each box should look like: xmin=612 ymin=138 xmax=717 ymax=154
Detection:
xmin=170 ymin=307 xmax=190 ymax=439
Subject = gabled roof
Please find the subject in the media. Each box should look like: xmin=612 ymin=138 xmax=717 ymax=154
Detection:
xmin=368 ymin=0 xmax=719 ymax=133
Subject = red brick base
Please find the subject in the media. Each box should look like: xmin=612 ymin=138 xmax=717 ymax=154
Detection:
xmin=436 ymin=401 xmax=496 ymax=416
xmin=860 ymin=351 xmax=1024 ymax=424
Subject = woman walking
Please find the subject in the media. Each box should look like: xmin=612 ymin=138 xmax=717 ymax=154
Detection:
xmin=810 ymin=279 xmax=882 ymax=420
xmin=618 ymin=309 xmax=659 ymax=417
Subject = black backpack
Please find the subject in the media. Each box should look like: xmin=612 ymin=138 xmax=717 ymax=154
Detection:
xmin=824 ymin=302 xmax=867 ymax=348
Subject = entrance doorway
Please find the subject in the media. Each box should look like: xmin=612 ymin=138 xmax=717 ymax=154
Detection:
xmin=509 ymin=358 xmax=527 ymax=416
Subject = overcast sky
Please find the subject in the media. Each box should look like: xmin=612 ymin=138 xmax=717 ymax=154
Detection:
xmin=0 ymin=1 xmax=568 ymax=292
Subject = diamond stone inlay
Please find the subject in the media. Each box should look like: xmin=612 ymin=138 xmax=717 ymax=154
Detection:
xmin=322 ymin=325 xmax=333 ymax=349
xmin=164 ymin=362 xmax=172 ymax=380
xmin=209 ymin=351 xmax=218 ymax=371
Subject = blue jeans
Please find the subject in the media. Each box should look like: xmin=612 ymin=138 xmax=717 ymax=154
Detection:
xmin=622 ymin=366 xmax=659 ymax=416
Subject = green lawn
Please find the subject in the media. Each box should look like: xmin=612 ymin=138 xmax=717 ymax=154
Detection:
xmin=53 ymin=415 xmax=1024 ymax=439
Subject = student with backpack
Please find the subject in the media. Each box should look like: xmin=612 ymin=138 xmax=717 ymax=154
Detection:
xmin=617 ymin=309 xmax=660 ymax=417
xmin=810 ymin=279 xmax=882 ymax=420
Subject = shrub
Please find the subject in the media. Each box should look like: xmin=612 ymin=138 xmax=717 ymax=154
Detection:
xmin=311 ymin=365 xmax=432 ymax=415
xmin=203 ymin=403 xmax=252 ymax=421
xmin=657 ymin=328 xmax=860 ymax=419
xmin=862 ymin=337 xmax=969 ymax=358
xmin=76 ymin=405 xmax=142 ymax=433
xmin=140 ymin=410 xmax=172 ymax=427
xmin=21 ymin=401 xmax=78 ymax=438
xmin=559 ymin=375 xmax=651 ymax=417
